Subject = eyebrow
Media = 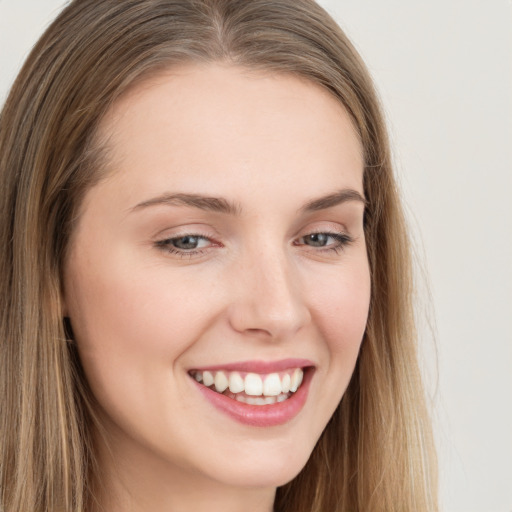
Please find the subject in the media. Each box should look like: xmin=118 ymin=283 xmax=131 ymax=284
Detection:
xmin=299 ymin=189 xmax=367 ymax=213
xmin=130 ymin=188 xmax=366 ymax=215
xmin=130 ymin=193 xmax=241 ymax=215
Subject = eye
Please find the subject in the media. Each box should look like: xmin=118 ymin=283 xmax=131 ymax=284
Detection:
xmin=169 ymin=235 xmax=208 ymax=250
xmin=155 ymin=234 xmax=214 ymax=256
xmin=302 ymin=233 xmax=331 ymax=247
xmin=295 ymin=232 xmax=353 ymax=253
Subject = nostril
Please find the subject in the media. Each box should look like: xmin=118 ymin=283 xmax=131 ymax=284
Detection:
xmin=238 ymin=298 xmax=308 ymax=334
xmin=226 ymin=259 xmax=311 ymax=338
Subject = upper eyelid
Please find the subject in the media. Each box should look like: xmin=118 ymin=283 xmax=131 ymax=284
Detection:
xmin=295 ymin=232 xmax=353 ymax=247
xmin=156 ymin=233 xmax=213 ymax=246
xmin=154 ymin=228 xmax=216 ymax=243
xmin=155 ymin=230 xmax=352 ymax=251
xmin=151 ymin=216 xmax=353 ymax=238
xmin=296 ymin=226 xmax=352 ymax=240
xmin=156 ymin=228 xmax=348 ymax=240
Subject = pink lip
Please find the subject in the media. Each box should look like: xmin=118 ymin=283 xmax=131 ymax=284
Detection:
xmin=192 ymin=366 xmax=314 ymax=427
xmin=190 ymin=358 xmax=314 ymax=373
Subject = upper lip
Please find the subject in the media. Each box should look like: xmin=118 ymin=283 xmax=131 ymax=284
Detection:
xmin=189 ymin=358 xmax=314 ymax=373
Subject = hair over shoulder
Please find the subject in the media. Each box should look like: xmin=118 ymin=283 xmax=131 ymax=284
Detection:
xmin=0 ymin=1 xmax=438 ymax=510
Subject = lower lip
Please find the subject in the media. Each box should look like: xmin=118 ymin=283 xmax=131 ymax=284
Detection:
xmin=193 ymin=369 xmax=313 ymax=427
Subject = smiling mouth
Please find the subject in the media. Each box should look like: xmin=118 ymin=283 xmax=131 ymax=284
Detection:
xmin=189 ymin=368 xmax=305 ymax=405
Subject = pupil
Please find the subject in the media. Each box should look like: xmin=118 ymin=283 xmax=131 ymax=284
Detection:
xmin=173 ymin=236 xmax=199 ymax=250
xmin=308 ymin=233 xmax=328 ymax=246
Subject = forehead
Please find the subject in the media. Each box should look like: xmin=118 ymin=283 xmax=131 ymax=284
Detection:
xmin=93 ymin=63 xmax=364 ymax=209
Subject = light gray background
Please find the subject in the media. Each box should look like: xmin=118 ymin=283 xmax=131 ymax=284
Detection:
xmin=1 ymin=1 xmax=511 ymax=511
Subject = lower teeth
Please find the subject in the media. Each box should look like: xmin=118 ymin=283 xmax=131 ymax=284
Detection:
xmin=221 ymin=390 xmax=290 ymax=405
xmin=235 ymin=393 xmax=289 ymax=405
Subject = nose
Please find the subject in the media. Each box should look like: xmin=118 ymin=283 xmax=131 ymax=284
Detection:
xmin=227 ymin=247 xmax=311 ymax=340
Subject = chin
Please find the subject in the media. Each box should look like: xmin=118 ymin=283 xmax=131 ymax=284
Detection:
xmin=206 ymin=439 xmax=314 ymax=489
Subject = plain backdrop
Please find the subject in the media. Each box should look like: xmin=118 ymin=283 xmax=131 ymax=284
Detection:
xmin=1 ymin=1 xmax=511 ymax=511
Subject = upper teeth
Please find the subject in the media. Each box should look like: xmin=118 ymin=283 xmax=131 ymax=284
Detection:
xmin=192 ymin=368 xmax=304 ymax=396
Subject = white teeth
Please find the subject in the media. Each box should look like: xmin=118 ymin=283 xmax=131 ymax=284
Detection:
xmin=290 ymin=368 xmax=303 ymax=392
xmin=192 ymin=367 xmax=307 ymax=399
xmin=296 ymin=369 xmax=303 ymax=388
xmin=263 ymin=373 xmax=282 ymax=396
xmin=233 ymin=394 xmax=287 ymax=405
xmin=228 ymin=372 xmax=244 ymax=393
xmin=214 ymin=371 xmax=229 ymax=393
xmin=244 ymin=373 xmax=263 ymax=396
xmin=281 ymin=373 xmax=291 ymax=393
xmin=202 ymin=371 xmax=214 ymax=387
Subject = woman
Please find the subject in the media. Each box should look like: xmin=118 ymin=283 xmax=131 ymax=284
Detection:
xmin=0 ymin=0 xmax=438 ymax=510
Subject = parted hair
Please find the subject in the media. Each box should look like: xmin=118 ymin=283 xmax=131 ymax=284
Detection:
xmin=0 ymin=0 xmax=438 ymax=510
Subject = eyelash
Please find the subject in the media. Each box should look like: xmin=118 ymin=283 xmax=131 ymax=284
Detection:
xmin=154 ymin=233 xmax=217 ymax=258
xmin=294 ymin=232 xmax=354 ymax=254
xmin=155 ymin=231 xmax=354 ymax=258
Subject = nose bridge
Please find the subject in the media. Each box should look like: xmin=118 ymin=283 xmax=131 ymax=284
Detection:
xmin=229 ymin=240 xmax=311 ymax=338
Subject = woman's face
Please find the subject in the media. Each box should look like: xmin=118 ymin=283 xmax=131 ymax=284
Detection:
xmin=64 ymin=64 xmax=370 ymax=492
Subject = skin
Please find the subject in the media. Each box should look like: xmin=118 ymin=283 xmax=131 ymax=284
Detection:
xmin=63 ymin=64 xmax=371 ymax=512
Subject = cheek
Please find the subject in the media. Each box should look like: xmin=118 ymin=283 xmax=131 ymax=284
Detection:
xmin=65 ymin=255 xmax=212 ymax=406
xmin=310 ymin=259 xmax=371 ymax=356
xmin=297 ymin=257 xmax=370 ymax=443
xmin=68 ymin=256 xmax=206 ymax=353
xmin=66 ymin=263 xmax=218 ymax=448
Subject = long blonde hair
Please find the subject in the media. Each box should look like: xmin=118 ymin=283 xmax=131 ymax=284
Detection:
xmin=0 ymin=1 xmax=437 ymax=510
